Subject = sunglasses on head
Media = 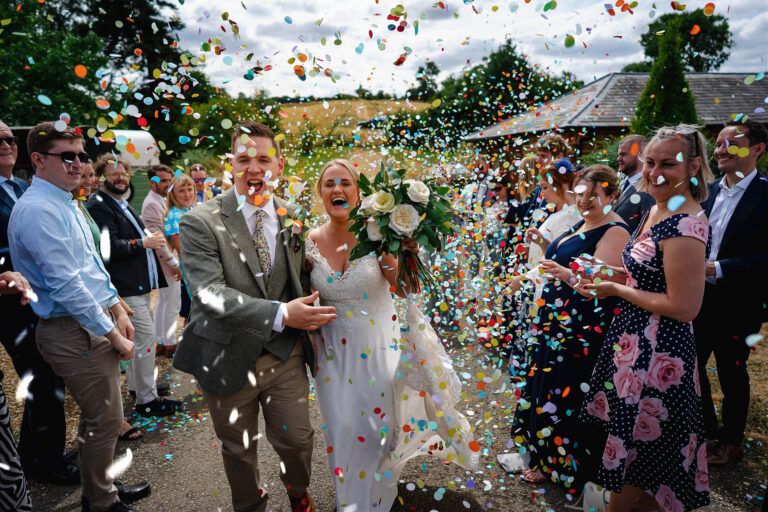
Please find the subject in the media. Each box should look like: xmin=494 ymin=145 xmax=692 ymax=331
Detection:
xmin=0 ymin=136 xmax=19 ymax=146
xmin=39 ymin=151 xmax=92 ymax=163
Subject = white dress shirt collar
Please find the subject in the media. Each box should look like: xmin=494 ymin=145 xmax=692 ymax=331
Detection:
xmin=626 ymin=172 xmax=643 ymax=187
xmin=241 ymin=196 xmax=278 ymax=229
xmin=719 ymin=168 xmax=757 ymax=192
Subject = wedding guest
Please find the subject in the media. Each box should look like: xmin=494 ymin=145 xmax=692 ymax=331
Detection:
xmin=504 ymin=133 xmax=571 ymax=233
xmin=695 ymin=120 xmax=768 ymax=466
xmin=9 ymin=121 xmax=150 ymax=512
xmin=613 ymin=135 xmax=655 ymax=233
xmin=141 ymin=164 xmax=182 ymax=356
xmin=502 ymin=163 xmax=581 ymax=379
xmin=163 ymin=174 xmax=196 ymax=331
xmin=512 ymin=165 xmax=630 ymax=495
xmin=88 ymin=154 xmax=181 ymax=417
xmin=578 ymin=125 xmax=714 ymax=511
xmin=76 ymin=164 xmax=143 ymax=441
xmin=173 ymin=121 xmax=336 ymax=512
xmin=0 ymin=270 xmax=34 ymax=511
xmin=0 ymin=119 xmax=74 ymax=485
xmin=190 ymin=163 xmax=220 ymax=203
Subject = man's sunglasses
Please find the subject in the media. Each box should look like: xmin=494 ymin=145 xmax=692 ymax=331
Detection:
xmin=0 ymin=136 xmax=19 ymax=146
xmin=192 ymin=178 xmax=206 ymax=183
xmin=39 ymin=151 xmax=92 ymax=163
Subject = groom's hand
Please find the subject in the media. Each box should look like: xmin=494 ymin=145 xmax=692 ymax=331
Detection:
xmin=283 ymin=291 xmax=337 ymax=331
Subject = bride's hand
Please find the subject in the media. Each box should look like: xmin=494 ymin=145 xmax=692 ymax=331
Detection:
xmin=402 ymin=237 xmax=419 ymax=254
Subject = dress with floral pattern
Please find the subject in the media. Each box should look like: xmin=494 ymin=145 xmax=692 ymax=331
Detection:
xmin=579 ymin=213 xmax=710 ymax=512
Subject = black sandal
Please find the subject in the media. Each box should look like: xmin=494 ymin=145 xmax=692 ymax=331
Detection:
xmin=118 ymin=427 xmax=143 ymax=441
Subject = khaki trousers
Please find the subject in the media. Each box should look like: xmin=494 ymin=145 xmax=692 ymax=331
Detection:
xmin=36 ymin=315 xmax=123 ymax=512
xmin=203 ymin=342 xmax=313 ymax=512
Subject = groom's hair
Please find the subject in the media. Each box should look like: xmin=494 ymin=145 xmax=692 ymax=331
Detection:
xmin=231 ymin=121 xmax=281 ymax=159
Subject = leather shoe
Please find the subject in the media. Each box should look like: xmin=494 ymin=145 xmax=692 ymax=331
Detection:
xmin=81 ymin=498 xmax=136 ymax=512
xmin=707 ymin=443 xmax=744 ymax=465
xmin=115 ymin=481 xmax=151 ymax=503
xmin=289 ymin=491 xmax=316 ymax=512
xmin=129 ymin=381 xmax=170 ymax=398
xmin=135 ymin=398 xmax=183 ymax=417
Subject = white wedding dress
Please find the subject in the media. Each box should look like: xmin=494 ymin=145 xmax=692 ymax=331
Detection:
xmin=307 ymin=239 xmax=478 ymax=512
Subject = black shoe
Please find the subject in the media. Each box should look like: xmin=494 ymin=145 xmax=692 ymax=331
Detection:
xmin=135 ymin=398 xmax=183 ymax=417
xmin=81 ymin=481 xmax=150 ymax=511
xmin=63 ymin=450 xmax=78 ymax=465
xmin=35 ymin=462 xmax=81 ymax=485
xmin=129 ymin=381 xmax=170 ymax=398
xmin=116 ymin=481 xmax=151 ymax=503
xmin=81 ymin=497 xmax=137 ymax=512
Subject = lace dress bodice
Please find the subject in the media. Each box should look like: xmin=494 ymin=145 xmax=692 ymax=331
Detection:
xmin=306 ymin=238 xmax=394 ymax=308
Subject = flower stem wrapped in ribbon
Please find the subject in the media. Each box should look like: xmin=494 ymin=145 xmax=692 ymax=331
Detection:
xmin=348 ymin=164 xmax=455 ymax=292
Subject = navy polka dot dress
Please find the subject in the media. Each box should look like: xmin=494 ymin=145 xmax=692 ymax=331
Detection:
xmin=579 ymin=213 xmax=711 ymax=511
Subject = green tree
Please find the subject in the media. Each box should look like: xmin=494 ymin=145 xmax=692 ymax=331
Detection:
xmin=406 ymin=62 xmax=440 ymax=100
xmin=0 ymin=2 xmax=111 ymax=125
xmin=631 ymin=18 xmax=699 ymax=135
xmin=637 ymin=9 xmax=733 ymax=72
xmin=621 ymin=61 xmax=652 ymax=73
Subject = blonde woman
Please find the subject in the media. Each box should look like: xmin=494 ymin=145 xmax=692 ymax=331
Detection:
xmin=307 ymin=159 xmax=477 ymax=512
xmin=161 ymin=175 xmax=196 ymax=345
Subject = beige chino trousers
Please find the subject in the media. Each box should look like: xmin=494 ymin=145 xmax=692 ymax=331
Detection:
xmin=36 ymin=314 xmax=123 ymax=512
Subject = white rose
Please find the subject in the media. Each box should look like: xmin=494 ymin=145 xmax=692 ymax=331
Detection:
xmin=372 ymin=191 xmax=395 ymax=213
xmin=366 ymin=218 xmax=384 ymax=241
xmin=405 ymin=179 xmax=430 ymax=205
xmin=359 ymin=194 xmax=376 ymax=216
xmin=388 ymin=204 xmax=421 ymax=237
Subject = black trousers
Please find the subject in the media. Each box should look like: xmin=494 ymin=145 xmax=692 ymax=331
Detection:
xmin=693 ymin=312 xmax=758 ymax=446
xmin=0 ymin=294 xmax=67 ymax=475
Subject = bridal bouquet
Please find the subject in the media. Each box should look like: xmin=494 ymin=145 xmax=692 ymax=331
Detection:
xmin=348 ymin=165 xmax=454 ymax=292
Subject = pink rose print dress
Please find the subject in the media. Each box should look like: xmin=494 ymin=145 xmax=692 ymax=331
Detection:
xmin=579 ymin=213 xmax=710 ymax=511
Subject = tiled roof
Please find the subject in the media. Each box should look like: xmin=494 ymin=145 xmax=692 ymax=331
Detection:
xmin=463 ymin=72 xmax=768 ymax=141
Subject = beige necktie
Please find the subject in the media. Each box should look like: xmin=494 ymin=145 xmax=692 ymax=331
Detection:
xmin=251 ymin=209 xmax=271 ymax=276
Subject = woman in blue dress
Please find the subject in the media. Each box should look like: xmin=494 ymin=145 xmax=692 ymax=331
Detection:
xmin=512 ymin=165 xmax=630 ymax=497
xmin=578 ymin=125 xmax=714 ymax=512
xmin=163 ymin=174 xmax=196 ymax=341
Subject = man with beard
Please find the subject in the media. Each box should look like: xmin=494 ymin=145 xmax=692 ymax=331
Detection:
xmin=612 ymin=134 xmax=655 ymax=233
xmin=0 ymin=119 xmax=77 ymax=485
xmin=88 ymin=154 xmax=182 ymax=417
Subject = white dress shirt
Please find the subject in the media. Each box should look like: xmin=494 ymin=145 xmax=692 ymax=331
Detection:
xmin=707 ymin=169 xmax=757 ymax=282
xmin=240 ymin=197 xmax=286 ymax=331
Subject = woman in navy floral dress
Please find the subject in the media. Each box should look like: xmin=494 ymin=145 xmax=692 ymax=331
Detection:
xmin=578 ymin=125 xmax=714 ymax=512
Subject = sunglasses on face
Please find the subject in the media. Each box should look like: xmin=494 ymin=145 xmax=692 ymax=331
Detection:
xmin=0 ymin=136 xmax=19 ymax=146
xmin=39 ymin=151 xmax=92 ymax=163
xmin=192 ymin=178 xmax=206 ymax=183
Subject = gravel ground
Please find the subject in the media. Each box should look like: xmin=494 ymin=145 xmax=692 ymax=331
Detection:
xmin=2 ymin=329 xmax=763 ymax=511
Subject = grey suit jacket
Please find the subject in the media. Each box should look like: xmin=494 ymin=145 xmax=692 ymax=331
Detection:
xmin=172 ymin=189 xmax=314 ymax=395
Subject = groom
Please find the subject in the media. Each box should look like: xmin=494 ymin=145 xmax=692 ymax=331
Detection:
xmin=173 ymin=121 xmax=336 ymax=512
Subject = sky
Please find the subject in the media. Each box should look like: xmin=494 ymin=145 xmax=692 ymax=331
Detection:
xmin=173 ymin=0 xmax=768 ymax=98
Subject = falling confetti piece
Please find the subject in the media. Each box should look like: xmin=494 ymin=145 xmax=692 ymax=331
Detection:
xmin=74 ymin=64 xmax=87 ymax=78
xmin=668 ymin=195 xmax=686 ymax=211
xmin=37 ymin=94 xmax=52 ymax=106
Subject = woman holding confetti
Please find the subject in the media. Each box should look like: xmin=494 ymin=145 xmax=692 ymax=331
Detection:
xmin=306 ymin=159 xmax=477 ymax=512
xmin=578 ymin=125 xmax=713 ymax=511
xmin=511 ymin=165 xmax=630 ymax=493
xmin=163 ymin=174 xmax=196 ymax=338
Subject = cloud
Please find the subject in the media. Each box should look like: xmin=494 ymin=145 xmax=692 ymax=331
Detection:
xmin=174 ymin=0 xmax=768 ymax=98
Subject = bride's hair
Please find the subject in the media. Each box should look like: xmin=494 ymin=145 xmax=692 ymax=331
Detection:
xmin=316 ymin=159 xmax=360 ymax=195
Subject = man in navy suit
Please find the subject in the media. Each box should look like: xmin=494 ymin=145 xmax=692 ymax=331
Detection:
xmin=613 ymin=134 xmax=655 ymax=233
xmin=695 ymin=120 xmax=768 ymax=465
xmin=0 ymin=120 xmax=76 ymax=484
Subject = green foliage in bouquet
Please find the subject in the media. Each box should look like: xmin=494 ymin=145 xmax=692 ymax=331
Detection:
xmin=348 ymin=165 xmax=455 ymax=292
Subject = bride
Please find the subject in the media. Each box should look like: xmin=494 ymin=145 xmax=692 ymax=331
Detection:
xmin=306 ymin=159 xmax=478 ymax=512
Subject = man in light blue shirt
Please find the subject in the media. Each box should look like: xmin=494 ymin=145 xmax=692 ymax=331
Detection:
xmin=8 ymin=121 xmax=150 ymax=512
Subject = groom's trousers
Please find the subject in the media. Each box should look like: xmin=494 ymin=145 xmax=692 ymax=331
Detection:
xmin=203 ymin=342 xmax=314 ymax=512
